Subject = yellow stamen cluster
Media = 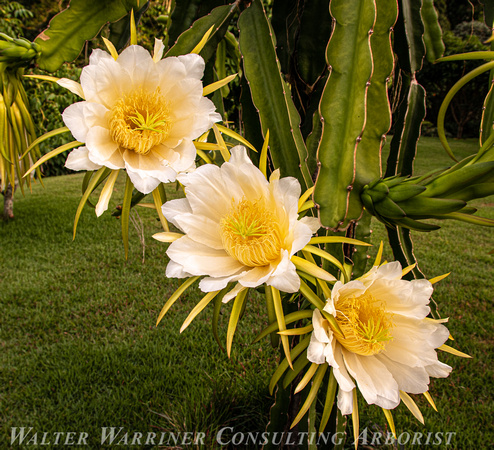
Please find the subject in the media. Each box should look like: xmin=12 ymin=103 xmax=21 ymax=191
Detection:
xmin=332 ymin=294 xmax=393 ymax=356
xmin=220 ymin=198 xmax=284 ymax=267
xmin=109 ymin=88 xmax=172 ymax=155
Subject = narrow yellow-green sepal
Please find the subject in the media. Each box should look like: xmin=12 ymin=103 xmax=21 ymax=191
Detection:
xmin=400 ymin=391 xmax=424 ymax=424
xmin=121 ymin=174 xmax=134 ymax=259
xmin=73 ymin=167 xmax=109 ymax=239
xmin=196 ymin=149 xmax=212 ymax=164
xmin=271 ymin=286 xmax=292 ymax=369
xmin=20 ymin=126 xmax=70 ymax=158
xmin=23 ymin=74 xmax=59 ymax=83
xmin=319 ymin=368 xmax=337 ymax=433
xmin=259 ymin=129 xmax=269 ymax=178
xmin=429 ymin=273 xmax=450 ymax=285
xmin=268 ymin=335 xmax=311 ymax=395
xmin=102 ymin=37 xmax=119 ymax=60
xmin=191 ymin=25 xmax=214 ymax=54
xmin=254 ymin=310 xmax=313 ymax=343
xmin=402 ymin=263 xmax=416 ymax=277
xmin=226 ymin=287 xmax=249 ymax=357
xmin=215 ymin=123 xmax=257 ymax=152
xmin=292 ymin=255 xmax=336 ymax=282
xmin=156 ymin=276 xmax=200 ymax=326
xmin=152 ymin=186 xmax=169 ymax=232
xmin=382 ymin=408 xmax=396 ymax=438
xmin=212 ymin=287 xmax=229 ymax=350
xmin=180 ymin=290 xmax=219 ymax=333
xmin=282 ymin=352 xmax=311 ymax=389
xmin=212 ymin=123 xmax=230 ymax=162
xmin=95 ymin=169 xmax=119 ymax=217
xmin=423 ymin=391 xmax=438 ymax=412
xmin=298 ymin=200 xmax=314 ymax=213
xmin=302 ymin=245 xmax=345 ymax=274
xmin=278 ymin=324 xmax=313 ymax=336
xmin=194 ymin=141 xmax=222 ymax=151
xmin=298 ymin=186 xmax=314 ymax=212
xmin=203 ymin=74 xmax=237 ymax=96
xmin=298 ymin=279 xmax=326 ymax=310
xmin=152 ymin=232 xmax=183 ymax=242
xmin=23 ymin=140 xmax=81 ymax=177
xmin=352 ymin=389 xmax=359 ymax=450
xmin=438 ymin=344 xmax=472 ymax=358
xmin=130 ymin=9 xmax=137 ymax=45
xmin=374 ymin=241 xmax=384 ymax=266
xmin=309 ymin=236 xmax=372 ymax=247
xmin=317 ymin=279 xmax=332 ymax=300
xmin=294 ymin=362 xmax=318 ymax=394
xmin=290 ymin=364 xmax=327 ymax=428
xmin=264 ymin=281 xmax=279 ymax=348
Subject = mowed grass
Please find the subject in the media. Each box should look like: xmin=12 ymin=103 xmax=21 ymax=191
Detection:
xmin=1 ymin=136 xmax=493 ymax=449
xmin=1 ymin=174 xmax=278 ymax=448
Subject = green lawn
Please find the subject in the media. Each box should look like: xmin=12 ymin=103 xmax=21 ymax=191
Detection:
xmin=1 ymin=136 xmax=493 ymax=449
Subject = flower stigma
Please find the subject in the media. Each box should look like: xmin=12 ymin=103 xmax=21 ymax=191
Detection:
xmin=109 ymin=88 xmax=172 ymax=155
xmin=331 ymin=294 xmax=393 ymax=356
xmin=220 ymin=198 xmax=284 ymax=267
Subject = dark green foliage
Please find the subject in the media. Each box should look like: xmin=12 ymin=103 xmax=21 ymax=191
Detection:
xmin=418 ymin=29 xmax=490 ymax=139
xmin=0 ymin=1 xmax=33 ymax=38
xmin=23 ymin=65 xmax=81 ymax=177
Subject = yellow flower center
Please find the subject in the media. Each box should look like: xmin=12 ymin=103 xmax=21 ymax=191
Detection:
xmin=332 ymin=294 xmax=393 ymax=356
xmin=220 ymin=198 xmax=284 ymax=267
xmin=109 ymin=88 xmax=172 ymax=155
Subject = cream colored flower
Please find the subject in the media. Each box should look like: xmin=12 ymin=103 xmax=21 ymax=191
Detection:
xmin=62 ymin=41 xmax=221 ymax=194
xmin=307 ymin=262 xmax=451 ymax=415
xmin=162 ymin=146 xmax=320 ymax=299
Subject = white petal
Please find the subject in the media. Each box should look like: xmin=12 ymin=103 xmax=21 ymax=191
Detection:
xmin=123 ymin=149 xmax=178 ymax=193
xmin=300 ymin=216 xmax=320 ymax=233
xmin=153 ymin=39 xmax=165 ymax=63
xmin=117 ymin=45 xmax=159 ymax=89
xmin=173 ymin=212 xmax=223 ymax=250
xmin=374 ymin=261 xmax=403 ymax=280
xmin=163 ymin=140 xmax=197 ymax=174
xmin=80 ymin=56 xmax=130 ymax=107
xmin=62 ymin=102 xmax=108 ymax=143
xmin=332 ymin=345 xmax=356 ymax=392
xmin=178 ymin=164 xmax=232 ymax=221
xmin=267 ymin=251 xmax=300 ymax=293
xmin=343 ymin=351 xmax=400 ymax=409
xmin=221 ymin=146 xmax=270 ymax=201
xmin=271 ymin=176 xmax=301 ymax=218
xmin=238 ymin=265 xmax=273 ymax=288
xmin=289 ymin=219 xmax=316 ymax=256
xmin=424 ymin=360 xmax=452 ymax=378
xmin=312 ymin=309 xmax=331 ymax=344
xmin=156 ymin=56 xmax=188 ymax=95
xmin=167 ymin=236 xmax=244 ymax=277
xmin=166 ymin=260 xmax=192 ymax=278
xmin=126 ymin=168 xmax=161 ymax=194
xmin=86 ymin=126 xmax=124 ymax=169
xmin=337 ymin=388 xmax=354 ymax=415
xmin=307 ymin=332 xmax=328 ymax=365
xmin=376 ymin=354 xmax=431 ymax=394
xmin=178 ymin=53 xmax=205 ymax=79
xmin=65 ymin=147 xmax=102 ymax=171
xmin=221 ymin=282 xmax=247 ymax=303
xmin=88 ymin=48 xmax=114 ymax=66
xmin=57 ymin=78 xmax=85 ymax=98
xmin=162 ymin=198 xmax=193 ymax=230
xmin=199 ymin=274 xmax=241 ymax=295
